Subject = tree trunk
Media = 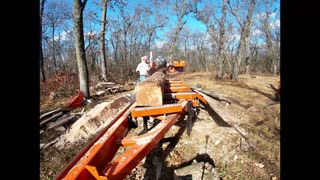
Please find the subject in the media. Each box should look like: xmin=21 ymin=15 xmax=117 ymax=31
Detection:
xmin=40 ymin=0 xmax=46 ymax=82
xmin=91 ymin=54 xmax=96 ymax=72
xmin=246 ymin=65 xmax=250 ymax=75
xmin=100 ymin=0 xmax=108 ymax=81
xmin=273 ymin=64 xmax=277 ymax=75
xmin=216 ymin=0 xmax=227 ymax=79
xmin=169 ymin=46 xmax=174 ymax=61
xmin=232 ymin=0 xmax=256 ymax=80
xmin=262 ymin=12 xmax=277 ymax=75
xmin=245 ymin=56 xmax=250 ymax=75
xmin=52 ymin=25 xmax=57 ymax=72
xmin=147 ymin=33 xmax=152 ymax=51
xmin=73 ymin=0 xmax=90 ymax=98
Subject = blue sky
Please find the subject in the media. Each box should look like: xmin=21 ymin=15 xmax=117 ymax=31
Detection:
xmin=45 ymin=0 xmax=279 ymax=47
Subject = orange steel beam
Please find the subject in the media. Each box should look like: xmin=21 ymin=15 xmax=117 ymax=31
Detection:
xmin=167 ymin=85 xmax=191 ymax=90
xmin=167 ymin=80 xmax=181 ymax=83
xmin=102 ymin=112 xmax=184 ymax=179
xmin=164 ymin=87 xmax=190 ymax=93
xmin=166 ymin=81 xmax=183 ymax=85
xmin=164 ymin=92 xmax=207 ymax=105
xmin=60 ymin=103 xmax=136 ymax=180
xmin=55 ymin=101 xmax=135 ymax=180
xmin=192 ymin=90 xmax=209 ymax=105
xmin=164 ymin=92 xmax=197 ymax=100
xmin=130 ymin=101 xmax=187 ymax=118
xmin=85 ymin=166 xmax=108 ymax=180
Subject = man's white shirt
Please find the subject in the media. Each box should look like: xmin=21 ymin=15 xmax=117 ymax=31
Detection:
xmin=136 ymin=62 xmax=150 ymax=76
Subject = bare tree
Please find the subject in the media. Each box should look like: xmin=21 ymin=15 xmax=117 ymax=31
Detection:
xmin=40 ymin=0 xmax=46 ymax=82
xmin=43 ymin=0 xmax=71 ymax=73
xmin=195 ymin=0 xmax=228 ymax=79
xmin=85 ymin=31 xmax=99 ymax=73
xmin=109 ymin=20 xmax=121 ymax=62
xmin=136 ymin=1 xmax=168 ymax=51
xmin=229 ymin=0 xmax=257 ymax=80
xmin=180 ymin=28 xmax=190 ymax=59
xmin=99 ymin=0 xmax=108 ymax=81
xmin=259 ymin=0 xmax=279 ymax=74
xmin=73 ymin=0 xmax=90 ymax=98
xmin=245 ymin=43 xmax=257 ymax=74
xmin=168 ymin=0 xmax=195 ymax=61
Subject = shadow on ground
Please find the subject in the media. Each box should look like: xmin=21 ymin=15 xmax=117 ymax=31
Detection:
xmin=141 ymin=114 xmax=221 ymax=180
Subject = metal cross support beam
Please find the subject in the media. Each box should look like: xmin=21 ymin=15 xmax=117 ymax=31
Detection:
xmin=164 ymin=92 xmax=208 ymax=105
xmin=130 ymin=101 xmax=187 ymax=119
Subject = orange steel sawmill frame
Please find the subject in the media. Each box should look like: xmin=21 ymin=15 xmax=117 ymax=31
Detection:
xmin=55 ymin=78 xmax=208 ymax=180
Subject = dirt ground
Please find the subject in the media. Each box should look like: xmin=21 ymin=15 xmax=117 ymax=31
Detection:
xmin=40 ymin=72 xmax=280 ymax=180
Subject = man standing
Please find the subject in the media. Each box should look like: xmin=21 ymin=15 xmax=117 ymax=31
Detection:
xmin=136 ymin=56 xmax=150 ymax=82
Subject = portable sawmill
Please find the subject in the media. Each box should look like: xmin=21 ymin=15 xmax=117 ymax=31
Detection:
xmin=55 ymin=66 xmax=208 ymax=180
xmin=168 ymin=59 xmax=187 ymax=74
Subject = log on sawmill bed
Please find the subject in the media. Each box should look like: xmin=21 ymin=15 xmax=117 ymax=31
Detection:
xmin=40 ymin=111 xmax=64 ymax=127
xmin=47 ymin=114 xmax=76 ymax=129
xmin=135 ymin=71 xmax=166 ymax=106
xmin=40 ymin=108 xmax=62 ymax=120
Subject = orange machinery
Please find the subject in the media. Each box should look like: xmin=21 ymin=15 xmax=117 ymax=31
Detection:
xmin=55 ymin=77 xmax=208 ymax=180
xmin=168 ymin=60 xmax=187 ymax=74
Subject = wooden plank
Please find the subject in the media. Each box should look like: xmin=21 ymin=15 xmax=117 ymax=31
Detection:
xmin=47 ymin=114 xmax=75 ymax=129
xmin=40 ymin=111 xmax=63 ymax=127
xmin=42 ymin=139 xmax=59 ymax=150
xmin=192 ymin=87 xmax=250 ymax=109
xmin=95 ymin=82 xmax=117 ymax=89
xmin=40 ymin=108 xmax=62 ymax=120
xmin=135 ymin=71 xmax=166 ymax=106
xmin=194 ymin=90 xmax=240 ymax=124
xmin=195 ymin=90 xmax=258 ymax=150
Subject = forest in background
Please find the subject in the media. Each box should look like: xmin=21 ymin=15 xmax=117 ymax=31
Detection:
xmin=40 ymin=0 xmax=280 ymax=98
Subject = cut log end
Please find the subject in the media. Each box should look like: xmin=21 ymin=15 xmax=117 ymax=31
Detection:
xmin=135 ymin=71 xmax=166 ymax=106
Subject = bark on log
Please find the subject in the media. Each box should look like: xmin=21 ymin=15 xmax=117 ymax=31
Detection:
xmin=42 ymin=139 xmax=58 ymax=150
xmin=40 ymin=111 xmax=64 ymax=127
xmin=192 ymin=87 xmax=250 ymax=109
xmin=196 ymin=90 xmax=257 ymax=150
xmin=195 ymin=90 xmax=240 ymax=124
xmin=135 ymin=71 xmax=166 ymax=106
xmin=47 ymin=114 xmax=75 ymax=129
xmin=95 ymin=82 xmax=116 ymax=89
xmin=40 ymin=108 xmax=62 ymax=120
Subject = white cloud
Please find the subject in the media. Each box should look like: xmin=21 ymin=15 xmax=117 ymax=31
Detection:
xmin=256 ymin=12 xmax=277 ymax=19
xmin=155 ymin=40 xmax=165 ymax=48
xmin=270 ymin=12 xmax=276 ymax=18
xmin=52 ymin=30 xmax=72 ymax=41
xmin=230 ymin=33 xmax=240 ymax=41
xmin=255 ymin=13 xmax=265 ymax=19
xmin=205 ymin=33 xmax=211 ymax=41
xmin=270 ymin=19 xmax=280 ymax=29
xmin=85 ymin=31 xmax=97 ymax=39
xmin=252 ymin=29 xmax=262 ymax=36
